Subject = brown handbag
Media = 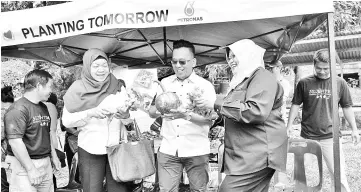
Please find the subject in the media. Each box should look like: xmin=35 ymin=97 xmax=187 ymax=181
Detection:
xmin=106 ymin=119 xmax=156 ymax=182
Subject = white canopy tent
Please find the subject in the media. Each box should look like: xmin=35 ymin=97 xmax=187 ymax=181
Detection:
xmin=0 ymin=0 xmax=343 ymax=190
xmin=2 ymin=0 xmax=332 ymax=68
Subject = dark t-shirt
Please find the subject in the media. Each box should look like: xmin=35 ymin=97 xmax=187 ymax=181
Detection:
xmin=5 ymin=97 xmax=51 ymax=159
xmin=292 ymin=75 xmax=353 ymax=139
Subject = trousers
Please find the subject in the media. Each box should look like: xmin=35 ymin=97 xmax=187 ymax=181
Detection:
xmin=5 ymin=156 xmax=53 ymax=192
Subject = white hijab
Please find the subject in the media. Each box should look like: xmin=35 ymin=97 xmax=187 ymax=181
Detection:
xmin=227 ymin=39 xmax=265 ymax=93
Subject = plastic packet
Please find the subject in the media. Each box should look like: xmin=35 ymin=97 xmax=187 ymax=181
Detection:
xmin=187 ymin=85 xmax=218 ymax=119
xmin=129 ymin=69 xmax=157 ymax=111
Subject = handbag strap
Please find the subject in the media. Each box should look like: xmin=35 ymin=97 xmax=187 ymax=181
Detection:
xmin=133 ymin=120 xmax=142 ymax=139
xmin=119 ymin=119 xmax=142 ymax=143
xmin=106 ymin=117 xmax=142 ymax=146
xmin=119 ymin=121 xmax=128 ymax=143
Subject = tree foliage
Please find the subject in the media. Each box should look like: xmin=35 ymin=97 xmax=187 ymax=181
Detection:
xmin=1 ymin=58 xmax=82 ymax=116
xmin=1 ymin=59 xmax=32 ymax=97
xmin=1 ymin=1 xmax=68 ymax=12
xmin=313 ymin=1 xmax=361 ymax=34
xmin=333 ymin=1 xmax=361 ymax=32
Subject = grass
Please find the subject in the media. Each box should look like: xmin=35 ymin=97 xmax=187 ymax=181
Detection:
xmin=269 ymin=125 xmax=361 ymax=192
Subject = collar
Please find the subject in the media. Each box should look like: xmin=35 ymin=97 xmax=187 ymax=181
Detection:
xmin=171 ymin=72 xmax=197 ymax=83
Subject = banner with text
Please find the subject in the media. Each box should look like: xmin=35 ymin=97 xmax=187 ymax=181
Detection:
xmin=0 ymin=0 xmax=333 ymax=47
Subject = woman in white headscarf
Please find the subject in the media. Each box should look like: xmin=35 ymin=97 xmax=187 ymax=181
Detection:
xmin=195 ymin=39 xmax=288 ymax=192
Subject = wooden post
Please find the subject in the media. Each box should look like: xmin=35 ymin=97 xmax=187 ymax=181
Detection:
xmin=327 ymin=13 xmax=341 ymax=192
xmin=163 ymin=27 xmax=167 ymax=65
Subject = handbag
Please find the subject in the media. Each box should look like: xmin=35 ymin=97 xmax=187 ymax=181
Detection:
xmin=106 ymin=119 xmax=156 ymax=182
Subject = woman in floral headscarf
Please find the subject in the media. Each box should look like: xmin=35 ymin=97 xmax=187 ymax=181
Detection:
xmin=195 ymin=39 xmax=288 ymax=192
xmin=62 ymin=48 xmax=134 ymax=192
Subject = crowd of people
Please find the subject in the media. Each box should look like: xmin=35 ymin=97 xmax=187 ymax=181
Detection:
xmin=1 ymin=39 xmax=360 ymax=192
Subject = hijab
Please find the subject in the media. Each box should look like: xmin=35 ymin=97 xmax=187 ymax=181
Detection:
xmin=64 ymin=48 xmax=123 ymax=113
xmin=227 ymin=39 xmax=265 ymax=93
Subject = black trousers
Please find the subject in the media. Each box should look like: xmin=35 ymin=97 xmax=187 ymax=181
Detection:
xmin=219 ymin=167 xmax=275 ymax=192
xmin=78 ymin=147 xmax=137 ymax=192
xmin=64 ymin=140 xmax=80 ymax=183
xmin=1 ymin=168 xmax=9 ymax=192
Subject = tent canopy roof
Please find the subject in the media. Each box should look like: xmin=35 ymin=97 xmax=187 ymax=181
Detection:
xmin=0 ymin=0 xmax=334 ymax=68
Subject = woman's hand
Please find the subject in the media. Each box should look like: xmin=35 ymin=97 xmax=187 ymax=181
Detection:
xmin=87 ymin=108 xmax=111 ymax=119
xmin=114 ymin=107 xmax=130 ymax=119
xmin=193 ymin=98 xmax=214 ymax=110
xmin=114 ymin=99 xmax=135 ymax=119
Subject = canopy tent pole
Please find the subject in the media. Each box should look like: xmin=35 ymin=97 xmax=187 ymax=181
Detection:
xmin=327 ymin=12 xmax=341 ymax=192
xmin=163 ymin=27 xmax=168 ymax=64
xmin=166 ymin=42 xmax=173 ymax=52
xmin=137 ymin=29 xmax=166 ymax=65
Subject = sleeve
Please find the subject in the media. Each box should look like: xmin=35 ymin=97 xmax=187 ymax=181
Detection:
xmin=61 ymin=106 xmax=91 ymax=128
xmin=4 ymin=107 xmax=27 ymax=139
xmin=204 ymin=80 xmax=217 ymax=105
xmin=339 ymin=79 xmax=353 ymax=108
xmin=292 ymin=80 xmax=304 ymax=105
xmin=217 ymin=73 xmax=278 ymax=124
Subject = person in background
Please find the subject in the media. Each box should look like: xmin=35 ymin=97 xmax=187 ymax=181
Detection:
xmin=1 ymin=86 xmax=15 ymax=192
xmin=60 ymin=110 xmax=80 ymax=184
xmin=44 ymin=93 xmax=67 ymax=190
xmin=62 ymin=48 xmax=135 ymax=192
xmin=287 ymin=49 xmax=360 ymax=192
xmin=148 ymin=39 xmax=216 ymax=192
xmin=266 ymin=61 xmax=292 ymax=189
xmin=4 ymin=70 xmax=61 ymax=192
xmin=266 ymin=61 xmax=291 ymax=124
xmin=44 ymin=93 xmax=59 ymax=153
xmin=194 ymin=39 xmax=288 ymax=192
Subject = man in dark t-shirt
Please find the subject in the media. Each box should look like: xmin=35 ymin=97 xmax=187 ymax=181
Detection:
xmin=287 ymin=49 xmax=360 ymax=192
xmin=4 ymin=70 xmax=60 ymax=192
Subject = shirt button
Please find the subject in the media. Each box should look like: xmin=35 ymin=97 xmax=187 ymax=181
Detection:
xmin=177 ymin=135 xmax=179 ymax=137
xmin=177 ymin=125 xmax=179 ymax=127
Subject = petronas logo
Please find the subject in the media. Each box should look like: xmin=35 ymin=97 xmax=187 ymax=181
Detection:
xmin=184 ymin=2 xmax=195 ymax=17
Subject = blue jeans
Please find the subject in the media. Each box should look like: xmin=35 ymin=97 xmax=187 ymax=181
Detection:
xmin=157 ymin=151 xmax=209 ymax=192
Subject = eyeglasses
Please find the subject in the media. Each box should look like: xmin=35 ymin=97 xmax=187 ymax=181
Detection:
xmin=171 ymin=59 xmax=193 ymax=65
xmin=265 ymin=65 xmax=274 ymax=71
